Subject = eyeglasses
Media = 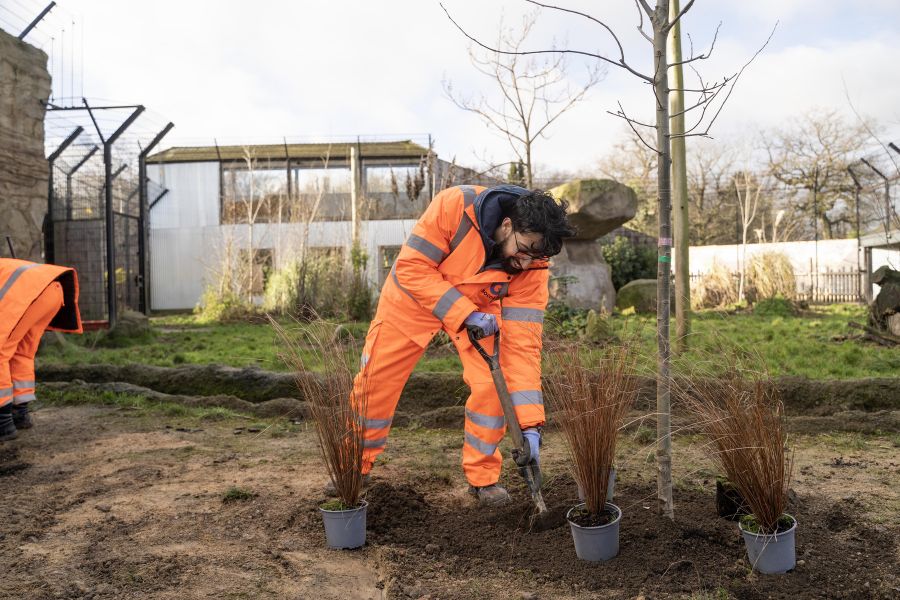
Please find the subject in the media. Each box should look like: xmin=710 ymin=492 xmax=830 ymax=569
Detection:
xmin=513 ymin=231 xmax=549 ymax=261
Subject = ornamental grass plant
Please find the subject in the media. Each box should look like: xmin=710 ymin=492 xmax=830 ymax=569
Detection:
xmin=270 ymin=317 xmax=368 ymax=508
xmin=676 ymin=349 xmax=794 ymax=533
xmin=544 ymin=342 xmax=640 ymax=517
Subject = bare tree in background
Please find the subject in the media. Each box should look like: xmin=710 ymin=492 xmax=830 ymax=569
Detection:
xmin=764 ymin=110 xmax=871 ymax=240
xmin=442 ymin=9 xmax=603 ymax=188
xmin=733 ymin=169 xmax=764 ymax=302
xmin=443 ymin=0 xmax=775 ymax=520
xmin=597 ymin=127 xmax=659 ymax=235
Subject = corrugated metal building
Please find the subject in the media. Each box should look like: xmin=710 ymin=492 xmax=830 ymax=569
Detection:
xmin=146 ymin=140 xmax=489 ymax=310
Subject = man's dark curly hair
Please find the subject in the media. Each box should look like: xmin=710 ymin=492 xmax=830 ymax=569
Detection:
xmin=506 ymin=190 xmax=577 ymax=258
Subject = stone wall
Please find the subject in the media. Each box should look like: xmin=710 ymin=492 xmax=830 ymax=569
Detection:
xmin=0 ymin=28 xmax=51 ymax=261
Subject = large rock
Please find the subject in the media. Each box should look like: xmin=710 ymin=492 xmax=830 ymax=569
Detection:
xmin=549 ymin=179 xmax=637 ymax=240
xmin=616 ymin=278 xmax=659 ymax=313
xmin=549 ymin=240 xmax=615 ymax=312
xmin=870 ymin=266 xmax=900 ymax=335
xmin=0 ymin=29 xmax=51 ymax=261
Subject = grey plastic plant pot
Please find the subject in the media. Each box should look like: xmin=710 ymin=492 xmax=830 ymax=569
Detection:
xmin=566 ymin=502 xmax=622 ymax=562
xmin=739 ymin=514 xmax=797 ymax=574
xmin=319 ymin=500 xmax=368 ymax=549
xmin=576 ymin=467 xmax=616 ymax=504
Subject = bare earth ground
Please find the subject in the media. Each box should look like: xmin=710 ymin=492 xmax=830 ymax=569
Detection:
xmin=1 ymin=404 xmax=898 ymax=600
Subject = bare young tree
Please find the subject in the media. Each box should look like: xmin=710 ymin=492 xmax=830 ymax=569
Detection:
xmin=442 ymin=9 xmax=603 ymax=188
xmin=443 ymin=0 xmax=775 ymax=520
xmin=733 ymin=170 xmax=763 ymax=301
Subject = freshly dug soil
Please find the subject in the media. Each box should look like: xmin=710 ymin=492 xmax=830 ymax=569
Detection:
xmin=363 ymin=475 xmax=898 ymax=599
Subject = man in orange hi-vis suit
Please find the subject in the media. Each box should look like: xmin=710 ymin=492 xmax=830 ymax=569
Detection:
xmin=0 ymin=259 xmax=83 ymax=441
xmin=338 ymin=184 xmax=575 ymax=505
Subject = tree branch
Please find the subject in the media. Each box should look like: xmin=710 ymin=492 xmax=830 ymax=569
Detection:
xmin=668 ymin=21 xmax=721 ymax=68
xmin=440 ymin=2 xmax=653 ymax=82
xmin=663 ymin=0 xmax=696 ymax=33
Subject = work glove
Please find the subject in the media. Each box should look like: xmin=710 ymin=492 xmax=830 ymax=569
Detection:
xmin=464 ymin=311 xmax=498 ymax=340
xmin=522 ymin=427 xmax=541 ymax=464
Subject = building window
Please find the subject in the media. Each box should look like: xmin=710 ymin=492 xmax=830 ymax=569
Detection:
xmin=365 ymin=164 xmax=425 ymax=203
xmin=222 ymin=161 xmax=288 ymax=225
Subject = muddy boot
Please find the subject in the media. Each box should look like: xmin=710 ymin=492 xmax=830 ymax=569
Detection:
xmin=11 ymin=403 xmax=32 ymax=430
xmin=468 ymin=484 xmax=510 ymax=506
xmin=323 ymin=474 xmax=371 ymax=497
xmin=0 ymin=405 xmax=17 ymax=442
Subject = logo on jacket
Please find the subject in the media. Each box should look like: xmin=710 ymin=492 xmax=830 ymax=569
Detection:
xmin=481 ymin=282 xmax=509 ymax=301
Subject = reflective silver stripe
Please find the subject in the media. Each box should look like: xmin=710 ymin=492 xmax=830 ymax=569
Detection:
xmin=13 ymin=381 xmax=36 ymax=390
xmin=511 ymin=390 xmax=543 ymax=406
xmin=449 ymin=215 xmax=473 ymax=251
xmin=432 ymin=287 xmax=463 ymax=321
xmin=13 ymin=393 xmax=35 ymax=403
xmin=501 ymin=307 xmax=544 ymax=323
xmin=449 ymin=186 xmax=477 ymax=251
xmin=355 ymin=411 xmax=392 ymax=429
xmin=465 ymin=408 xmax=505 ymax=430
xmin=363 ymin=436 xmax=388 ymax=449
xmin=406 ymin=234 xmax=447 ymax=263
xmin=0 ymin=264 xmax=39 ymax=302
xmin=459 ymin=185 xmax=476 ymax=207
xmin=464 ymin=431 xmax=498 ymax=456
xmin=0 ymin=387 xmax=12 ymax=399
xmin=360 ymin=353 xmax=370 ymax=369
xmin=391 ymin=264 xmax=418 ymax=302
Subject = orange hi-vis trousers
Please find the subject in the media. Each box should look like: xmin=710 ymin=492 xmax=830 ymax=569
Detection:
xmin=0 ymin=282 xmax=64 ymax=408
xmin=354 ymin=318 xmax=543 ymax=488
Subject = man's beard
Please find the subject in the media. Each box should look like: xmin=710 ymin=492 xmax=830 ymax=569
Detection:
xmin=488 ymin=243 xmax=523 ymax=275
xmin=500 ymin=256 xmax=524 ymax=275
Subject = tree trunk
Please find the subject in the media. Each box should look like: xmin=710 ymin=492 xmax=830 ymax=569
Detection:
xmin=653 ymin=0 xmax=675 ymax=521
xmin=668 ymin=0 xmax=691 ymax=354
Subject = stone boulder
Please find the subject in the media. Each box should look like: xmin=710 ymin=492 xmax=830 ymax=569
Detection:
xmin=549 ymin=179 xmax=637 ymax=240
xmin=871 ymin=266 xmax=900 ymax=336
xmin=549 ymin=240 xmax=615 ymax=313
xmin=616 ymin=279 xmax=659 ymax=314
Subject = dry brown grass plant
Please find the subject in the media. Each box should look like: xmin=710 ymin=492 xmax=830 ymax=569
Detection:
xmin=746 ymin=252 xmax=796 ymax=302
xmin=544 ymin=343 xmax=640 ymax=515
xmin=677 ymin=353 xmax=793 ymax=533
xmin=692 ymin=261 xmax=738 ymax=309
xmin=270 ymin=317 xmax=368 ymax=508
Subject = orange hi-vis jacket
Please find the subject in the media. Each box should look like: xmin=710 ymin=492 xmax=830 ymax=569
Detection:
xmin=0 ymin=259 xmax=83 ymax=341
xmin=358 ymin=185 xmax=549 ymax=486
xmin=1 ymin=259 xmax=82 ymax=408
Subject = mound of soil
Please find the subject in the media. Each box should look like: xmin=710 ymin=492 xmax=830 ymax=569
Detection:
xmin=365 ymin=476 xmax=897 ymax=599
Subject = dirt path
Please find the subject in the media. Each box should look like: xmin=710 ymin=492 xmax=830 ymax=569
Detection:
xmin=1 ymin=405 xmax=898 ymax=599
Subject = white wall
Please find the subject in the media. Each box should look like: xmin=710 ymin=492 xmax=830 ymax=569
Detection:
xmin=147 ymin=162 xmax=220 ymax=229
xmin=146 ymin=159 xmax=421 ymax=310
xmin=687 ymin=239 xmax=863 ymax=275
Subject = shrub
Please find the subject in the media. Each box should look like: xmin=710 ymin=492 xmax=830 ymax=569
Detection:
xmin=692 ymin=261 xmax=738 ymax=309
xmin=676 ymin=351 xmax=793 ymax=534
xmin=195 ymin=286 xmax=257 ymax=324
xmin=545 ymin=342 xmax=640 ymax=516
xmin=753 ymin=297 xmax=796 ymax=317
xmin=746 ymin=252 xmax=796 ymax=302
xmin=263 ymin=244 xmax=372 ymax=321
xmin=601 ymin=237 xmax=657 ymax=291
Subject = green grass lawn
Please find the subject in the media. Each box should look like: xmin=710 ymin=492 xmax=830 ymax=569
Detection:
xmin=36 ymin=304 xmax=899 ymax=380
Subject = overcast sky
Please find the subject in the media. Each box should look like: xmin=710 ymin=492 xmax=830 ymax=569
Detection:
xmin=6 ymin=0 xmax=900 ymax=174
